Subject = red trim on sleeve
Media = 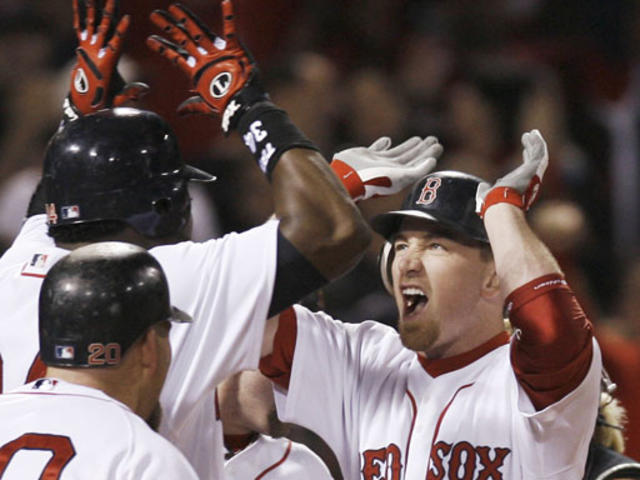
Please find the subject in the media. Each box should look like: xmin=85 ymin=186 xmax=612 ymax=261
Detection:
xmin=259 ymin=307 xmax=297 ymax=390
xmin=507 ymin=274 xmax=594 ymax=410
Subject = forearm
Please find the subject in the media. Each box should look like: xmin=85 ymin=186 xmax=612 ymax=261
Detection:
xmin=272 ymin=148 xmax=371 ymax=280
xmin=483 ymin=203 xmax=561 ymax=298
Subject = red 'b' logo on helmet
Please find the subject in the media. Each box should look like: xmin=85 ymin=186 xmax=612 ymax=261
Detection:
xmin=416 ymin=177 xmax=442 ymax=206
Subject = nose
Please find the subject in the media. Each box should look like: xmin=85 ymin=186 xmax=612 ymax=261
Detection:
xmin=394 ymin=248 xmax=424 ymax=278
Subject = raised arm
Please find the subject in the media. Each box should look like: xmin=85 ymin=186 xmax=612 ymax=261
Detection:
xmin=147 ymin=1 xmax=370 ymax=312
xmin=476 ymin=130 xmax=559 ymax=293
xmin=476 ymin=130 xmax=596 ymax=409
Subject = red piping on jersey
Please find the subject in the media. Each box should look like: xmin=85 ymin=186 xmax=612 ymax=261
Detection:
xmin=20 ymin=271 xmax=47 ymax=279
xmin=255 ymin=439 xmax=293 ymax=479
xmin=404 ymin=389 xmax=418 ymax=473
xmin=425 ymin=383 xmax=474 ymax=479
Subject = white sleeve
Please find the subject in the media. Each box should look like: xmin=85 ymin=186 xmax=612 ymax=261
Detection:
xmin=516 ymin=338 xmax=602 ymax=478
xmin=154 ymin=220 xmax=278 ymax=429
xmin=272 ymin=305 xmax=404 ymax=475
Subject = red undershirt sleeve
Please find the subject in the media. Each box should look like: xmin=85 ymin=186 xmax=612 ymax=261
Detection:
xmin=259 ymin=307 xmax=297 ymax=390
xmin=507 ymin=274 xmax=594 ymax=410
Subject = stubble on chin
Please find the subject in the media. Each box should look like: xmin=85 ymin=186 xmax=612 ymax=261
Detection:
xmin=399 ymin=320 xmax=439 ymax=352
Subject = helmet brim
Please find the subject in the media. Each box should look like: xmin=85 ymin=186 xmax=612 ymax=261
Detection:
xmin=169 ymin=306 xmax=192 ymax=323
xmin=371 ymin=210 xmax=439 ymax=240
xmin=184 ymin=164 xmax=216 ymax=183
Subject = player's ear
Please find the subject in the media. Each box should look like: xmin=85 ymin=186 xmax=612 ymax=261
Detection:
xmin=480 ymin=265 xmax=500 ymax=300
xmin=139 ymin=327 xmax=159 ymax=372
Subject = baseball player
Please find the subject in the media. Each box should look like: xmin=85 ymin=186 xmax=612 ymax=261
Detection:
xmin=220 ymin=370 xmax=333 ymax=479
xmin=0 ymin=1 xmax=441 ymax=478
xmin=259 ymin=130 xmax=603 ymax=479
xmin=0 ymin=242 xmax=198 ymax=479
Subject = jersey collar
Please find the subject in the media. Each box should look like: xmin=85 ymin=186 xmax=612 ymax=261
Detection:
xmin=417 ymin=331 xmax=510 ymax=377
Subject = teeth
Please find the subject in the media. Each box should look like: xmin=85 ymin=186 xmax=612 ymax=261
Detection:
xmin=402 ymin=287 xmax=425 ymax=296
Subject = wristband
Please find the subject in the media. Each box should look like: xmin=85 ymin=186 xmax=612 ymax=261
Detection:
xmin=479 ymin=186 xmax=524 ymax=218
xmin=237 ymin=101 xmax=320 ymax=179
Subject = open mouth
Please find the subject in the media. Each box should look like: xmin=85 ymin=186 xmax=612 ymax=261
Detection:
xmin=402 ymin=287 xmax=428 ymax=316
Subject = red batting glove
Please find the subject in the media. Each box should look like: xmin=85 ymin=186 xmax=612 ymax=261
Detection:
xmin=67 ymin=0 xmax=149 ymax=120
xmin=147 ymin=0 xmax=268 ymax=134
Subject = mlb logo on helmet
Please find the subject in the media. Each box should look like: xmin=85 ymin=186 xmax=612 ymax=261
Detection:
xmin=61 ymin=205 xmax=81 ymax=220
xmin=55 ymin=346 xmax=75 ymax=360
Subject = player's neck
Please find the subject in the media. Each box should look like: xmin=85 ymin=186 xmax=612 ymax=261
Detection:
xmin=45 ymin=366 xmax=141 ymax=414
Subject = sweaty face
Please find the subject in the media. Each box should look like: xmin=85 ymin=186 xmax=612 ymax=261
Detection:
xmin=391 ymin=218 xmax=492 ymax=358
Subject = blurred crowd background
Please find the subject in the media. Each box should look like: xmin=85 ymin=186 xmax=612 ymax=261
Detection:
xmin=2 ymin=0 xmax=640 ymax=467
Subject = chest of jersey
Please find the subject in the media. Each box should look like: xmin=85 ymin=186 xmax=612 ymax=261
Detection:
xmin=356 ymin=349 xmax=520 ymax=480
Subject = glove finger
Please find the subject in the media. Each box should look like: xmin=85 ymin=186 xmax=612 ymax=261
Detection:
xmin=86 ymin=0 xmax=96 ymax=35
xmin=383 ymin=136 xmax=422 ymax=159
xmin=146 ymin=35 xmax=194 ymax=75
xmin=177 ymin=96 xmax=217 ymax=115
xmin=150 ymin=10 xmax=201 ymax=57
xmin=97 ymin=0 xmax=117 ymax=40
xmin=73 ymin=0 xmax=82 ymax=34
xmin=105 ymin=15 xmax=129 ymax=56
xmin=393 ymin=137 xmax=440 ymax=164
xmin=112 ymin=82 xmax=150 ymax=106
xmin=368 ymin=136 xmax=392 ymax=152
xmin=222 ymin=0 xmax=241 ymax=49
xmin=169 ymin=3 xmax=218 ymax=51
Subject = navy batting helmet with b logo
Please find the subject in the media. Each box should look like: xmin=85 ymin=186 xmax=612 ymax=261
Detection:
xmin=371 ymin=171 xmax=489 ymax=293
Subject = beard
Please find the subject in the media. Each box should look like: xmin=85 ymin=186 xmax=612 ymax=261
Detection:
xmin=399 ymin=318 xmax=439 ymax=353
xmin=146 ymin=402 xmax=163 ymax=432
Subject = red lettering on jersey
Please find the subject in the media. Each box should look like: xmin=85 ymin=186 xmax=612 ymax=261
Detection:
xmin=362 ymin=443 xmax=402 ymax=480
xmin=477 ymin=446 xmax=510 ymax=479
xmin=428 ymin=442 xmax=510 ymax=479
xmin=449 ymin=441 xmax=475 ymax=480
xmin=0 ymin=433 xmax=75 ymax=479
xmin=26 ymin=353 xmax=46 ymax=384
xmin=428 ymin=441 xmax=451 ymax=480
xmin=416 ymin=177 xmax=442 ymax=206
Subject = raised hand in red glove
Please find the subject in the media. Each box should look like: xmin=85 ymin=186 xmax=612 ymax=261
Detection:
xmin=147 ymin=0 xmax=268 ymax=134
xmin=66 ymin=0 xmax=149 ymax=120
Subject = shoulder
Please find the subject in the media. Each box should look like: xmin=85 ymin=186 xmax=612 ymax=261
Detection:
xmin=150 ymin=219 xmax=279 ymax=267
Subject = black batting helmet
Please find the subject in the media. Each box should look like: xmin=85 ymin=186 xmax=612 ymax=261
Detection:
xmin=42 ymin=108 xmax=215 ymax=238
xmin=371 ymin=171 xmax=489 ymax=293
xmin=39 ymin=242 xmax=191 ymax=367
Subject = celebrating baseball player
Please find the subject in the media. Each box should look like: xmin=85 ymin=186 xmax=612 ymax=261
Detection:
xmin=0 ymin=242 xmax=198 ymax=479
xmin=259 ymin=130 xmax=603 ymax=479
xmin=0 ymin=0 xmax=442 ymax=478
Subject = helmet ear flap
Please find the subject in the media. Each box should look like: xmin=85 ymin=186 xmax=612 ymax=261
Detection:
xmin=378 ymin=241 xmax=394 ymax=294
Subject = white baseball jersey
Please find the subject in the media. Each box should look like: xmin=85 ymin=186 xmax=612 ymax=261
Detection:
xmin=224 ymin=434 xmax=333 ymax=479
xmin=270 ymin=305 xmax=602 ymax=480
xmin=0 ymin=378 xmax=198 ymax=479
xmin=0 ymin=214 xmax=278 ymax=479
